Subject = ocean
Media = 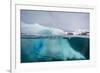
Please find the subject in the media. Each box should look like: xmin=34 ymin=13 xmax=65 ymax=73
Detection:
xmin=21 ymin=35 xmax=89 ymax=63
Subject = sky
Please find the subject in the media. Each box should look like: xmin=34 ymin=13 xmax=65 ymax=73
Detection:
xmin=21 ymin=10 xmax=90 ymax=32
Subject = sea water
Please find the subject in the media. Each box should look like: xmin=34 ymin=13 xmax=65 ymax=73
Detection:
xmin=21 ymin=35 xmax=89 ymax=63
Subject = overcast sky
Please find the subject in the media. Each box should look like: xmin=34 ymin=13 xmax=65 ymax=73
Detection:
xmin=21 ymin=10 xmax=90 ymax=32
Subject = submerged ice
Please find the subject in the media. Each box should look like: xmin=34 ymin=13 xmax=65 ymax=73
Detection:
xmin=21 ymin=23 xmax=86 ymax=62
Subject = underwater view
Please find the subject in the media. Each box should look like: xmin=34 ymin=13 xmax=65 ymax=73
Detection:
xmin=21 ymin=35 xmax=89 ymax=63
xmin=20 ymin=10 xmax=90 ymax=63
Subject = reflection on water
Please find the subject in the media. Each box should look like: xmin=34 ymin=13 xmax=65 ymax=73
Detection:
xmin=21 ymin=35 xmax=89 ymax=63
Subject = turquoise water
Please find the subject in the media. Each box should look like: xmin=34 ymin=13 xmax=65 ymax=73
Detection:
xmin=21 ymin=36 xmax=89 ymax=63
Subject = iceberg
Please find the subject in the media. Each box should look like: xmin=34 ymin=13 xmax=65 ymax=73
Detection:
xmin=21 ymin=23 xmax=65 ymax=36
xmin=21 ymin=23 xmax=87 ymax=62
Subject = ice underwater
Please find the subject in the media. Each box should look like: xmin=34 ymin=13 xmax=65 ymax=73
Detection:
xmin=21 ymin=23 xmax=89 ymax=63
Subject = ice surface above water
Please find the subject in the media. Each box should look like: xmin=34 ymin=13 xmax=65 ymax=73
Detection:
xmin=21 ymin=22 xmax=65 ymax=36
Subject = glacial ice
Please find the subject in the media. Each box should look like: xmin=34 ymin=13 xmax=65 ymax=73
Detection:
xmin=21 ymin=23 xmax=86 ymax=62
xmin=21 ymin=23 xmax=65 ymax=36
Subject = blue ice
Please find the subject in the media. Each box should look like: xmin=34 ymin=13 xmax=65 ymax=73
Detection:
xmin=21 ymin=23 xmax=85 ymax=62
